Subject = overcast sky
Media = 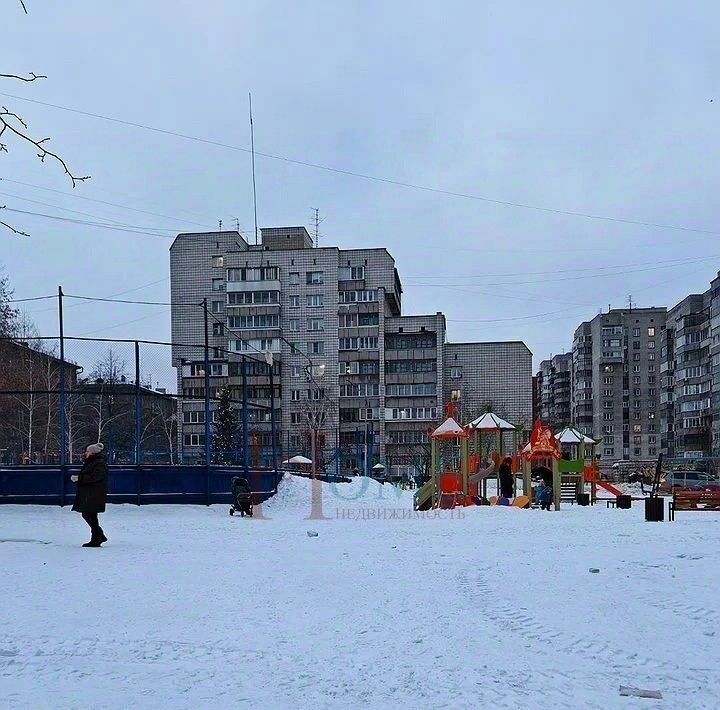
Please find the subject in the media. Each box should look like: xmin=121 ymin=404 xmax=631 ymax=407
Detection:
xmin=3 ymin=1 xmax=720 ymax=375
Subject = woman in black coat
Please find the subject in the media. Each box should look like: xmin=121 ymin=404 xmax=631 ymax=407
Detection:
xmin=499 ymin=456 xmax=514 ymax=499
xmin=71 ymin=443 xmax=108 ymax=547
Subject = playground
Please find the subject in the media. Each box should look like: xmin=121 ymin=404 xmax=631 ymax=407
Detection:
xmin=2 ymin=474 xmax=720 ymax=709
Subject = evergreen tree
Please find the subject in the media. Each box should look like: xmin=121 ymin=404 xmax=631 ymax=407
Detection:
xmin=212 ymin=386 xmax=238 ymax=464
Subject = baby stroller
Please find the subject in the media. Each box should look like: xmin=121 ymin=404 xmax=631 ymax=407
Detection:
xmin=229 ymin=476 xmax=253 ymax=517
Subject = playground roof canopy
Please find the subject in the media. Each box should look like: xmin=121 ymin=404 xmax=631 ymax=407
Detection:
xmin=430 ymin=417 xmax=468 ymax=440
xmin=283 ymin=455 xmax=312 ymax=465
xmin=467 ymin=412 xmax=516 ymax=431
xmin=555 ymin=427 xmax=596 ymax=445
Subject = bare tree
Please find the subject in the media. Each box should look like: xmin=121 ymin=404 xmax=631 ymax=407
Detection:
xmin=1 ymin=1 xmax=89 ymax=237
xmin=82 ymin=349 xmax=129 ymax=442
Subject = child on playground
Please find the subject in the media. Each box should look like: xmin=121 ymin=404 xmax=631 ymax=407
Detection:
xmin=535 ymin=479 xmax=553 ymax=511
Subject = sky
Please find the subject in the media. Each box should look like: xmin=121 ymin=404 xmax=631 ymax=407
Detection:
xmin=3 ymin=0 xmax=720 ymax=376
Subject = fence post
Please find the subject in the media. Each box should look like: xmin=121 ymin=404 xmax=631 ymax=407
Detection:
xmin=242 ymin=355 xmax=250 ymax=476
xmin=135 ymin=340 xmax=141 ymax=505
xmin=58 ymin=286 xmax=67 ymax=505
xmin=203 ymin=299 xmax=211 ymax=505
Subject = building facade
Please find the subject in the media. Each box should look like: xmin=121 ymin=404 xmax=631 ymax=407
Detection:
xmin=571 ymin=308 xmax=666 ymax=462
xmin=535 ymin=353 xmax=572 ymax=430
xmin=170 ymin=227 xmax=533 ymax=475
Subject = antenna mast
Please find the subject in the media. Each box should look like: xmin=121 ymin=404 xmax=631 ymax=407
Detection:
xmin=249 ymin=93 xmax=259 ymax=246
xmin=312 ymin=207 xmax=319 ymax=247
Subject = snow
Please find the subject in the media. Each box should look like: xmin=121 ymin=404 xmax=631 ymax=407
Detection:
xmin=2 ymin=474 xmax=720 ymax=709
xmin=467 ymin=412 xmax=516 ymax=430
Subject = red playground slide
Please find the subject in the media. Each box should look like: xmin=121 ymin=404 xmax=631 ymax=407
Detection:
xmin=595 ymin=480 xmax=623 ymax=497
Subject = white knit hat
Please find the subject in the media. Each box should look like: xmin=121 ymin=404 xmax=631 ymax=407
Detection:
xmin=86 ymin=443 xmax=105 ymax=456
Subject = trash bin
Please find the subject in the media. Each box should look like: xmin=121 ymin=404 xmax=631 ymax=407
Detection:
xmin=577 ymin=493 xmax=590 ymax=506
xmin=616 ymin=494 xmax=632 ymax=509
xmin=644 ymin=497 xmax=664 ymax=522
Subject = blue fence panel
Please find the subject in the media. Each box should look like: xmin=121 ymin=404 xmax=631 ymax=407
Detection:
xmin=0 ymin=465 xmax=283 ymax=506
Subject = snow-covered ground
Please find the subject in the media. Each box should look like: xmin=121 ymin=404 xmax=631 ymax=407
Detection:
xmin=2 ymin=474 xmax=719 ymax=709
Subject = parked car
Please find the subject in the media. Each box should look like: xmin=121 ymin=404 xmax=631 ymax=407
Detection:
xmin=659 ymin=471 xmax=720 ymax=492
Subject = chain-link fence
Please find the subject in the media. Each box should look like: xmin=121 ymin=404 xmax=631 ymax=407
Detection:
xmin=0 ymin=333 xmax=280 ymax=469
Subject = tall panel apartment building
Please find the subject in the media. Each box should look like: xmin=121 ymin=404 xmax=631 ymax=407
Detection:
xmin=535 ymin=353 xmax=572 ymax=430
xmin=661 ymin=293 xmax=712 ymax=459
xmin=170 ymin=227 xmax=533 ymax=474
xmin=571 ymin=308 xmax=666 ymax=461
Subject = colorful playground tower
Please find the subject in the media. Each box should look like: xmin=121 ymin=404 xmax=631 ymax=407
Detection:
xmin=413 ymin=408 xmax=601 ymax=510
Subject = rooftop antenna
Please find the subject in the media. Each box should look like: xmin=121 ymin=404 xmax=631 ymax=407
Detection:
xmin=311 ymin=207 xmax=324 ymax=247
xmin=627 ymin=294 xmax=633 ymax=312
xmin=249 ymin=92 xmax=259 ymax=246
xmin=218 ymin=219 xmax=222 ymax=231
xmin=234 ymin=218 xmax=240 ymax=232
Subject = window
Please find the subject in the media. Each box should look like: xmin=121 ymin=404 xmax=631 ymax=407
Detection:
xmin=308 ymin=388 xmax=326 ymax=401
xmin=603 ymin=413 xmax=613 ymax=421
xmin=450 ymin=366 xmax=463 ymax=378
xmin=212 ymin=322 xmax=224 ymax=336
xmin=227 ymin=267 xmax=279 ymax=282
xmin=210 ymin=363 xmax=224 ymax=376
xmin=648 ymin=424 xmax=656 ymax=432
xmin=648 ymin=353 xmax=655 ymax=361
xmin=633 ymin=401 xmax=641 ymax=409
xmin=603 ymin=425 xmax=614 ymax=433
xmin=684 ymin=417 xmax=701 ymax=428
xmin=307 ymin=318 xmax=324 ymax=332
xmin=308 ymin=341 xmax=324 ymax=355
xmin=385 ymin=383 xmax=436 ymax=396
xmin=633 ymin=425 xmax=642 ymax=433
xmin=227 ymin=291 xmax=279 ymax=306
xmin=306 ymin=294 xmax=324 ymax=308
xmin=289 ymin=318 xmax=299 ymax=332
xmin=339 ymin=290 xmax=378 ymax=303
xmin=648 ymin=341 xmax=656 ymax=349
xmin=603 ymin=401 xmax=613 ymax=409
xmin=230 ymin=338 xmax=280 ymax=353
xmin=211 ymin=300 xmax=223 ymax=314
xmin=183 ymin=434 xmax=206 ymax=447
xmin=603 ymin=389 xmax=613 ymax=396
xmin=633 ymin=341 xmax=641 ymax=350
xmin=291 ymin=390 xmax=302 ymax=401
xmin=603 ymin=377 xmax=613 ymax=385
xmin=340 ymin=383 xmax=380 ymax=397
xmin=604 ymin=448 xmax=615 ymax=457
xmin=289 ymin=295 xmax=300 ymax=308
xmin=339 ymin=336 xmax=379 ymax=350
xmin=633 ymin=328 xmax=641 ymax=337
xmin=212 ymin=256 xmax=224 ymax=268
xmin=648 ymin=412 xmax=656 ymax=420
xmin=649 ymin=436 xmax=657 ymax=444
xmin=633 ymin=376 xmax=641 ymax=385
xmin=649 ymin=447 xmax=657 ymax=456
xmin=306 ymin=271 xmax=324 ymax=285
xmin=289 ymin=272 xmax=300 ymax=285
xmin=603 ymin=365 xmax=614 ymax=373
xmin=339 ymin=266 xmax=365 ymax=280
xmin=633 ymin=354 xmax=641 ymax=361
xmin=634 ymin=448 xmax=641 ymax=457
xmin=183 ymin=411 xmax=205 ymax=424
xmin=633 ymin=365 xmax=641 ymax=372
xmin=648 ymin=388 xmax=656 ymax=396
xmin=648 ymin=365 xmax=656 ymax=372
xmin=291 ymin=365 xmax=302 ymax=378
xmin=212 ymin=278 xmax=225 ymax=292
xmin=227 ymin=314 xmax=279 ymax=329
xmin=290 ymin=412 xmax=303 ymax=425
xmin=633 ymin=412 xmax=641 ymax=420
xmin=648 ymin=376 xmax=655 ymax=384
xmin=648 ymin=327 xmax=656 ymax=337
xmin=633 ymin=388 xmax=641 ymax=396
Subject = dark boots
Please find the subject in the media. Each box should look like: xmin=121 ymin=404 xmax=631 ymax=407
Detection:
xmin=81 ymin=512 xmax=107 ymax=547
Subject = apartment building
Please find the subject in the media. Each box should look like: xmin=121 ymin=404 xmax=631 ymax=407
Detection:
xmin=170 ymin=227 xmax=533 ymax=475
xmin=535 ymin=353 xmax=572 ymax=430
xmin=661 ymin=293 xmax=712 ymax=459
xmin=571 ymin=308 xmax=666 ymax=461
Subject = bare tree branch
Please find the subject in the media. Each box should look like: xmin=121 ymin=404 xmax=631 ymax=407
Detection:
xmin=0 ymin=107 xmax=90 ymax=188
xmin=0 ymin=72 xmax=46 ymax=82
xmin=0 ymin=206 xmax=30 ymax=237
xmin=19 ymin=0 xmax=28 ymax=14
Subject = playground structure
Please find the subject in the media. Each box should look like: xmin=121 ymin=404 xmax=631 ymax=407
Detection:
xmin=413 ymin=409 xmax=607 ymax=510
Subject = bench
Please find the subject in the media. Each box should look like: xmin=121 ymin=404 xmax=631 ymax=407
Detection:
xmin=669 ymin=490 xmax=720 ymax=521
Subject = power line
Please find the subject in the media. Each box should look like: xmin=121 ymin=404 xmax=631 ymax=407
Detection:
xmin=1 ymin=177 xmax=216 ymax=229
xmin=7 ymin=294 xmax=56 ymax=303
xmin=3 ymin=91 xmax=720 ymax=239
xmin=1 ymin=206 xmax=177 ymax=238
